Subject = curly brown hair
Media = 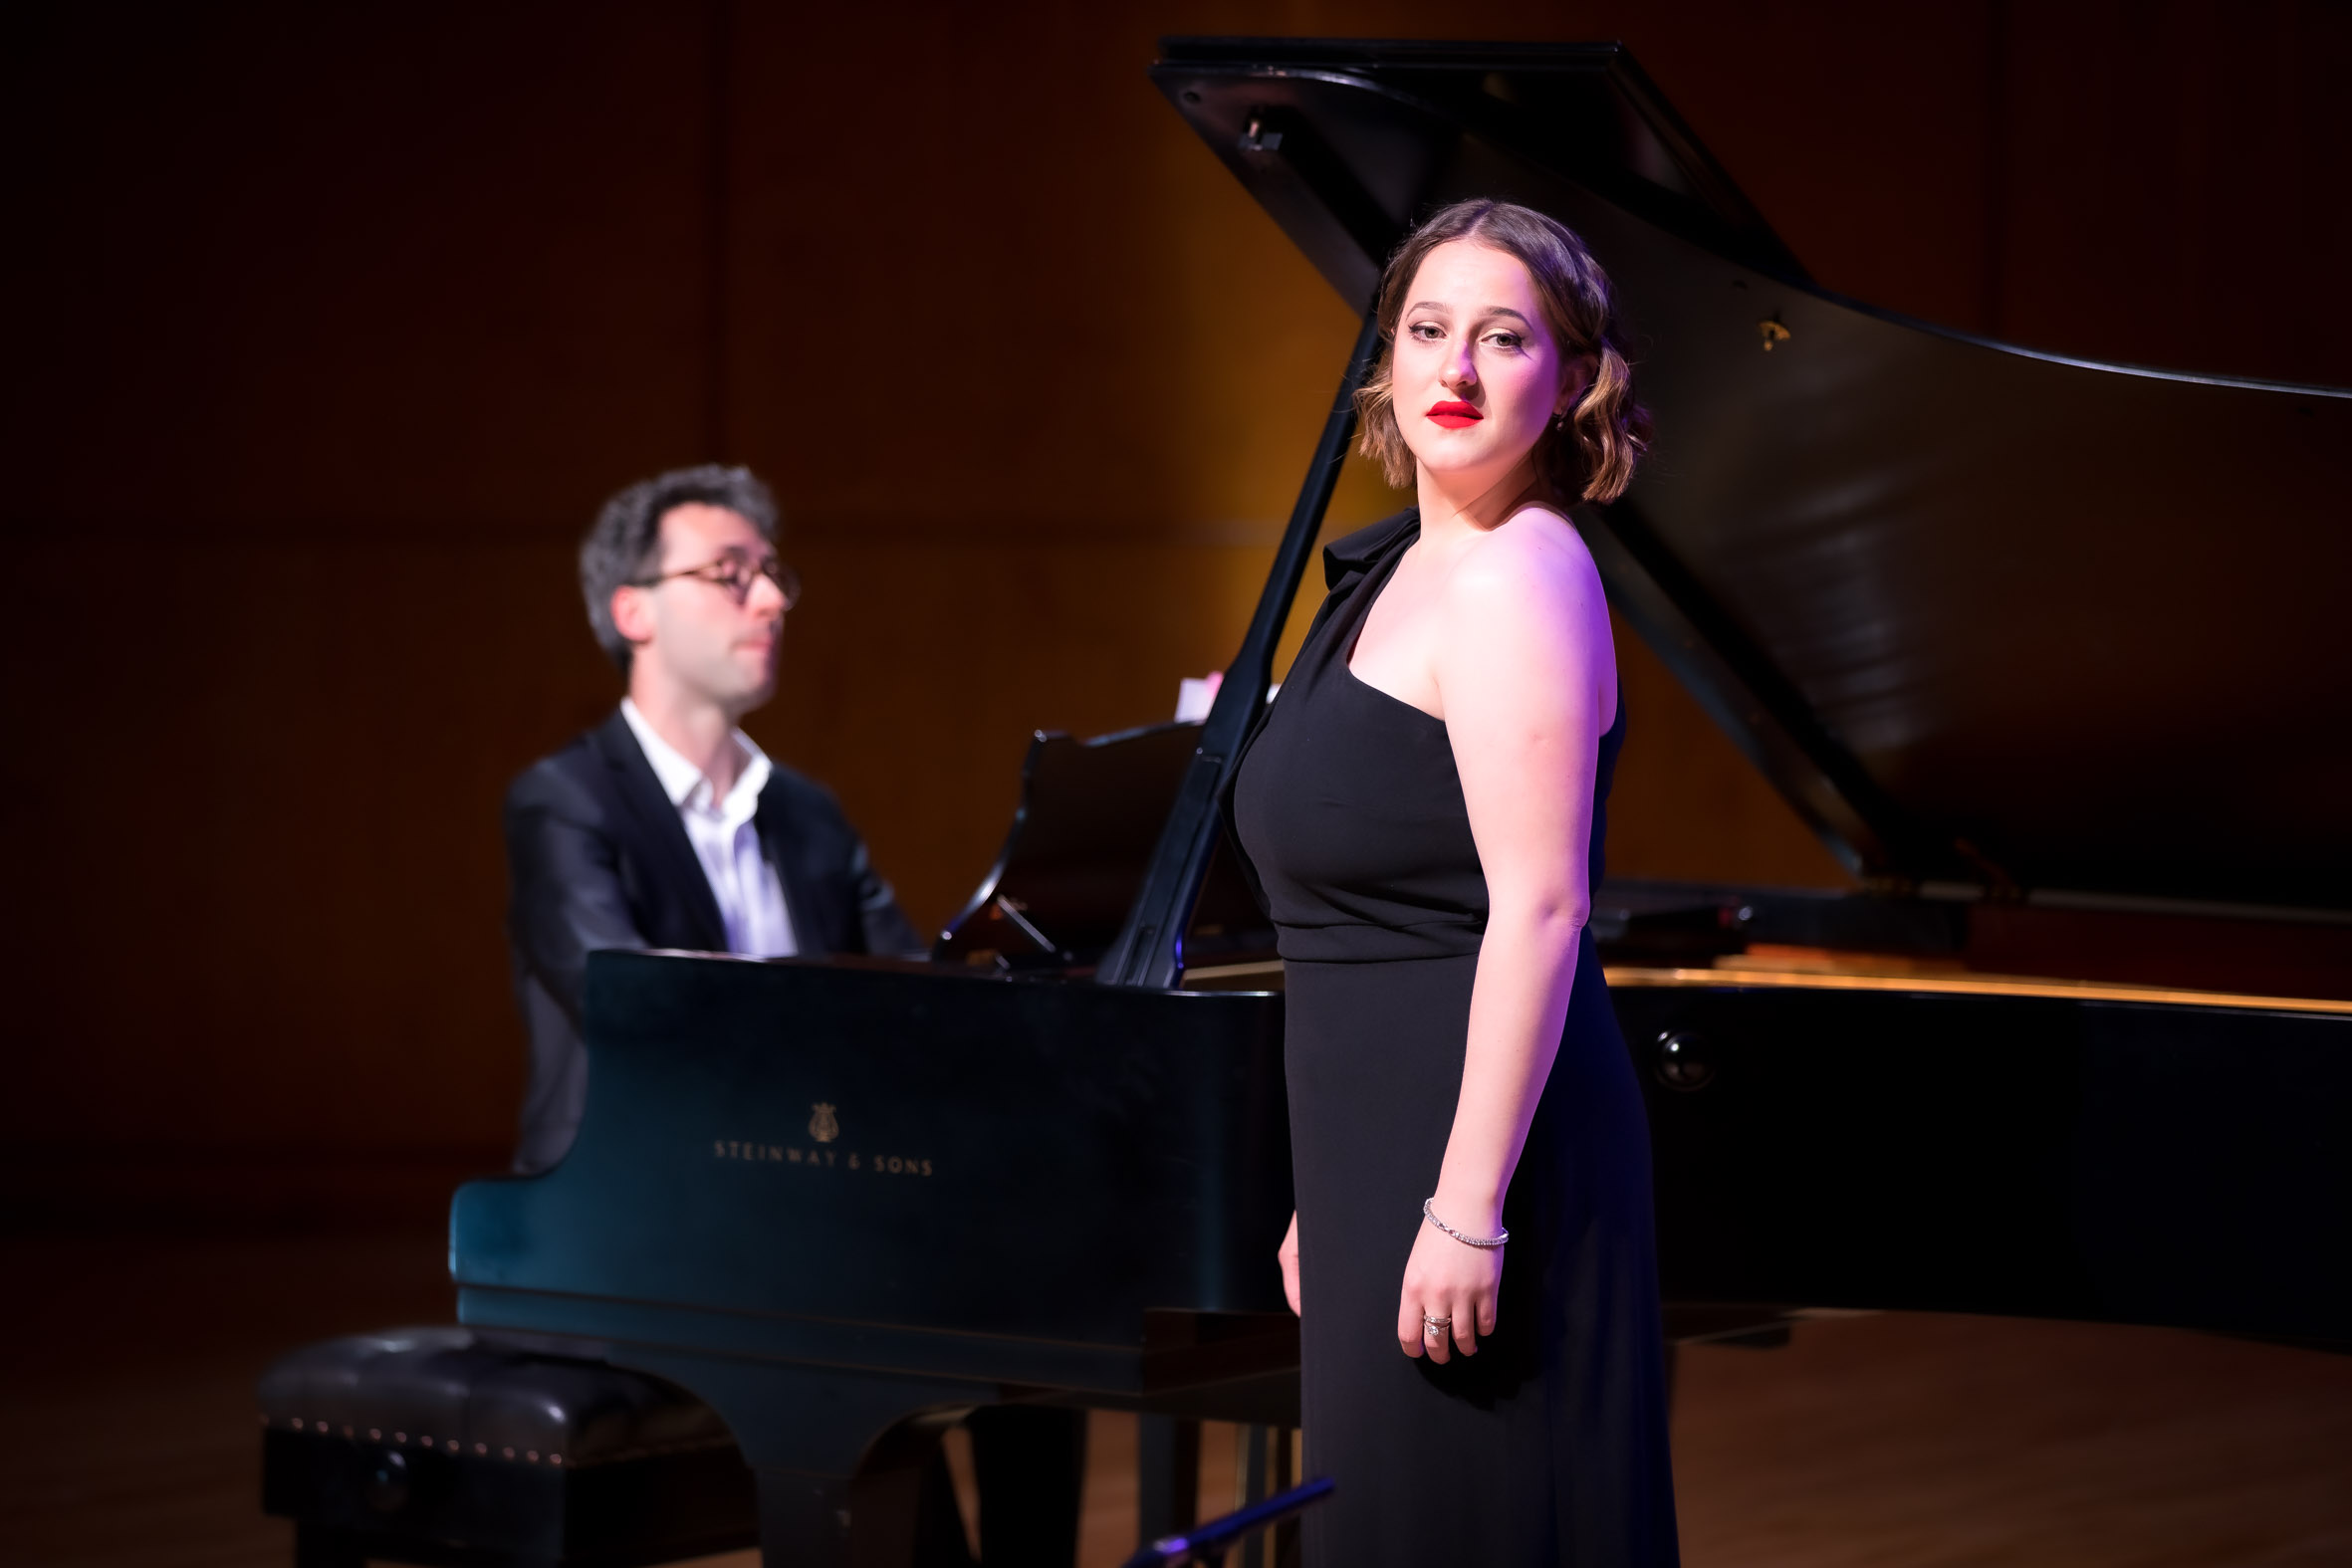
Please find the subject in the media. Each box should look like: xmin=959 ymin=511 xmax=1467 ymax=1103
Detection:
xmin=1355 ymin=199 xmax=1651 ymax=504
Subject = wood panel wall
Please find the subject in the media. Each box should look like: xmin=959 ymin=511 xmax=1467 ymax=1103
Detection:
xmin=3 ymin=0 xmax=2344 ymax=1224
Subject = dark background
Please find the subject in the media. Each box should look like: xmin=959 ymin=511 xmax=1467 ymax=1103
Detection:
xmin=4 ymin=0 xmax=2345 ymax=1227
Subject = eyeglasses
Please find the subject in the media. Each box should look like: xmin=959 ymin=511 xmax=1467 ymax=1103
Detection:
xmin=630 ymin=555 xmax=803 ymax=609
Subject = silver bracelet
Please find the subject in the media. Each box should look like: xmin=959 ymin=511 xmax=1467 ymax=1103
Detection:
xmin=1423 ymin=1198 xmax=1509 ymax=1249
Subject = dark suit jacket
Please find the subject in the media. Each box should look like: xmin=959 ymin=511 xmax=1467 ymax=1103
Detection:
xmin=504 ymin=710 xmax=925 ymax=1173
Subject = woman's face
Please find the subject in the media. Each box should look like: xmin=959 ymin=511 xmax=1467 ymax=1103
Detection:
xmin=1390 ymin=239 xmax=1583 ymax=492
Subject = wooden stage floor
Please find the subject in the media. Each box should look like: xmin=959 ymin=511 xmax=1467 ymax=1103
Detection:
xmin=4 ymin=1226 xmax=2347 ymax=1566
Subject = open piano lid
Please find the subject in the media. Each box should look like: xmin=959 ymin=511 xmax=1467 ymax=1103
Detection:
xmin=1154 ymin=39 xmax=2352 ymax=920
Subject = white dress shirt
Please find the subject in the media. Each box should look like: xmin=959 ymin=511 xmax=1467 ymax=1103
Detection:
xmin=620 ymin=699 xmax=799 ymax=958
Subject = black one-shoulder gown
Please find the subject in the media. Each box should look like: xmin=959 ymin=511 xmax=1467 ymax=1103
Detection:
xmin=1228 ymin=511 xmax=1679 ymax=1566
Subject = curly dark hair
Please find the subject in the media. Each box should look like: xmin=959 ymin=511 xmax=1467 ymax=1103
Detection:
xmin=579 ymin=464 xmax=779 ymax=675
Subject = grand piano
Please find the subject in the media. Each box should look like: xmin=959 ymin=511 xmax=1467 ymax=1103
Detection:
xmin=451 ymin=38 xmax=2352 ymax=1563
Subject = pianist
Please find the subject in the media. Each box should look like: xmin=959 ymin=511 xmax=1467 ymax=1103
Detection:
xmin=503 ymin=463 xmax=1083 ymax=1565
xmin=503 ymin=463 xmax=924 ymax=1175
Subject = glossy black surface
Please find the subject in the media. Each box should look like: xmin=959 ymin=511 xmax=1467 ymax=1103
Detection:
xmin=1152 ymin=39 xmax=1803 ymax=308
xmin=934 ymin=722 xmax=1272 ymax=972
xmin=1154 ymin=38 xmax=2352 ymax=912
xmin=454 ymin=953 xmax=1295 ymax=1560
xmin=456 ymin=954 xmax=1291 ymax=1379
xmin=1616 ymin=982 xmax=2352 ymax=1344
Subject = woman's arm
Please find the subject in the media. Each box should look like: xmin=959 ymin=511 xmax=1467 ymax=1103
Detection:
xmin=1397 ymin=509 xmax=1614 ymax=1362
xmin=1280 ymin=1210 xmax=1301 ymax=1315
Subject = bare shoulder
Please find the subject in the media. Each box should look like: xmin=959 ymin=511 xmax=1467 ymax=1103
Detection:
xmin=1434 ymin=502 xmax=1614 ymax=716
xmin=1441 ymin=503 xmax=1601 ymax=614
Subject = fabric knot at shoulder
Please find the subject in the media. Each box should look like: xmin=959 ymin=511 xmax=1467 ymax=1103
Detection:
xmin=1321 ymin=508 xmax=1421 ymax=593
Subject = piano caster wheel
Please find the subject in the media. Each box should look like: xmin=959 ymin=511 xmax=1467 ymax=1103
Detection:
xmin=362 ymin=1447 xmax=409 ymax=1513
xmin=1654 ymin=1030 xmax=1715 ymax=1092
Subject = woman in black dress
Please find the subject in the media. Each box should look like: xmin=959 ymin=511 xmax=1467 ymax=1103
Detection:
xmin=1230 ymin=200 xmax=1678 ymax=1565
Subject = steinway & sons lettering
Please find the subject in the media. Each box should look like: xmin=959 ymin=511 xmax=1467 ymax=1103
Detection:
xmin=710 ymin=1100 xmax=935 ymax=1177
xmin=710 ymin=1140 xmax=935 ymax=1178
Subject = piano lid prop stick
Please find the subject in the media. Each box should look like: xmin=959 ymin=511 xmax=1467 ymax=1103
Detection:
xmin=1097 ymin=308 xmax=1385 ymax=989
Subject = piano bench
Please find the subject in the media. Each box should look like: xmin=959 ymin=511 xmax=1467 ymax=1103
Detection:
xmin=258 ymin=1327 xmax=758 ymax=1568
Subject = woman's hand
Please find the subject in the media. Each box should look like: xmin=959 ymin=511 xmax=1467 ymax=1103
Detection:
xmin=1279 ymin=1211 xmax=1302 ymax=1316
xmin=1396 ymin=1206 xmax=1503 ymax=1362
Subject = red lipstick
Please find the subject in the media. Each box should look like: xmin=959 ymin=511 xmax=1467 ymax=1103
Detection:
xmin=1426 ymin=400 xmax=1482 ymax=429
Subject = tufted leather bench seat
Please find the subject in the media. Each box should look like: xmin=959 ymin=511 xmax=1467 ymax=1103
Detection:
xmin=258 ymin=1327 xmax=757 ymax=1567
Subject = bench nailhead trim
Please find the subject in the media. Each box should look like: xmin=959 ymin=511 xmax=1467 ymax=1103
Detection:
xmin=261 ymin=1417 xmax=597 ymax=1469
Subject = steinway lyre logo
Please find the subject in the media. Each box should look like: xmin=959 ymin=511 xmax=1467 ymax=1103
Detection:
xmin=809 ymin=1102 xmax=839 ymax=1144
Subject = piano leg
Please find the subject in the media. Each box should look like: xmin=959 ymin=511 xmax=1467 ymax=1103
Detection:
xmin=1270 ymin=1427 xmax=1299 ymax=1568
xmin=613 ymin=1349 xmax=992 ymax=1568
xmin=292 ymin=1522 xmax=364 ymax=1568
xmin=1138 ymin=1414 xmax=1201 ymax=1542
xmin=839 ymin=1410 xmax=976 ymax=1567
xmin=755 ymin=1467 xmax=855 ymax=1565
xmin=968 ymin=1404 xmax=1087 ymax=1566
xmin=1237 ymin=1425 xmax=1270 ymax=1568
xmin=750 ymin=1443 xmax=973 ymax=1568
